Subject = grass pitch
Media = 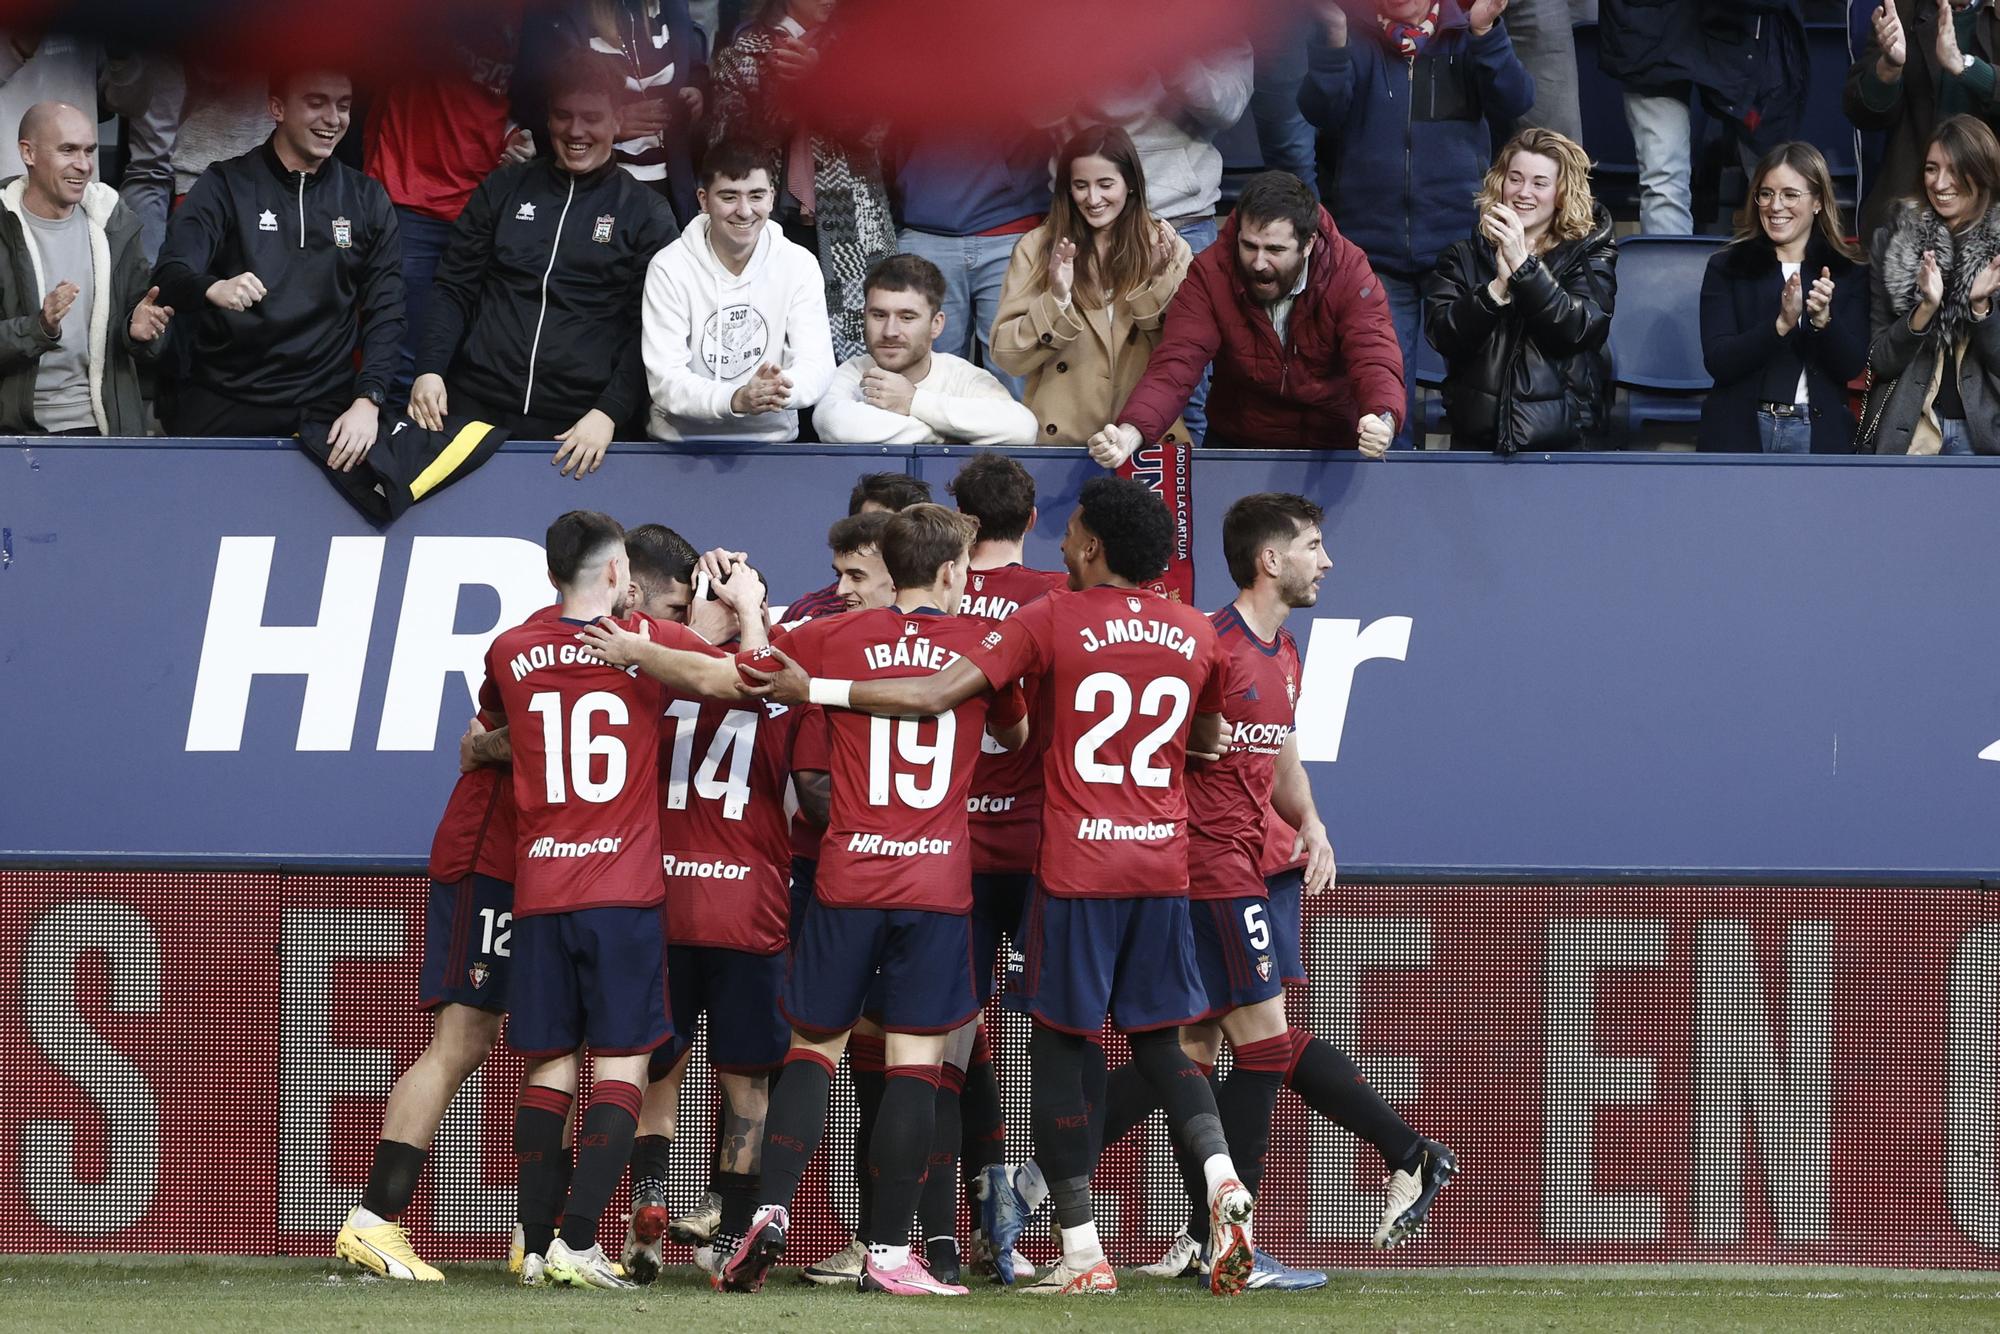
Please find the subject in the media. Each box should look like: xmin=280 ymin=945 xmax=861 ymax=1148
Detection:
xmin=3 ymin=1256 xmax=1998 ymax=1333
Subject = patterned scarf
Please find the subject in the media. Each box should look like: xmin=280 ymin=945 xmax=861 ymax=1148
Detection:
xmin=1379 ymin=3 xmax=1441 ymax=56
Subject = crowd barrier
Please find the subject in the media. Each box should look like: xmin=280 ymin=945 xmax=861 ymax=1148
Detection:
xmin=3 ymin=440 xmax=1997 ymax=1267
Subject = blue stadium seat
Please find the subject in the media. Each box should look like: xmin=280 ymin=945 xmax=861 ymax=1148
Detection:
xmin=1609 ymin=235 xmax=1722 ymax=429
xmin=1412 ymin=326 xmax=1447 ymax=437
xmin=1804 ymin=22 xmax=1861 ymax=213
xmin=1573 ymin=23 xmax=1639 ymax=213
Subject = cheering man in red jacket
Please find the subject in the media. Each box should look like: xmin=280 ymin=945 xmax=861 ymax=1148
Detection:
xmin=1087 ymin=170 xmax=1405 ymax=460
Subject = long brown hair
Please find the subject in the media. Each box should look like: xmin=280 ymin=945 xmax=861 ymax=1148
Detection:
xmin=1733 ymin=141 xmax=1863 ymax=262
xmin=1473 ymin=128 xmax=1597 ymax=251
xmin=1916 ymin=113 xmax=2000 ymax=231
xmin=1047 ymin=126 xmax=1157 ymax=308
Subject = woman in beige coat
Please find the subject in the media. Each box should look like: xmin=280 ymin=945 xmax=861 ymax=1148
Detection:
xmin=992 ymin=126 xmax=1192 ymax=446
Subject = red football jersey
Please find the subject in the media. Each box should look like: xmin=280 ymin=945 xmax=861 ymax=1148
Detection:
xmin=959 ymin=564 xmax=1068 ymax=874
xmin=1187 ymin=606 xmax=1304 ymax=900
xmin=427 ymin=606 xmax=563 ymax=883
xmin=657 ymin=682 xmax=803 ymax=956
xmin=968 ymin=584 xmax=1225 ymax=898
xmin=787 ymin=703 xmax=831 ymax=861
xmin=486 ymin=611 xmax=716 ymax=917
xmin=745 ymin=608 xmax=1023 ymax=913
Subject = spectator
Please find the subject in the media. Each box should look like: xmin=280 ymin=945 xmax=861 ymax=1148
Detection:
xmin=366 ymin=7 xmax=532 ymax=401
xmin=1698 ymin=142 xmax=1870 ymax=453
xmin=1597 ymin=1 xmax=1809 ymax=235
xmin=0 ymin=35 xmax=180 ymax=262
xmin=815 ymin=252 xmax=1037 ymax=445
xmin=153 ymin=68 xmax=402 ymax=461
xmin=1088 ymin=170 xmax=1404 ymax=462
xmin=1422 ymin=128 xmax=1617 ymax=453
xmin=0 ymin=101 xmax=170 ymax=435
xmin=707 ymin=0 xmax=896 ymax=362
xmin=642 ymin=136 xmax=834 ymax=442
xmin=1847 ymin=0 xmax=2000 ymax=243
xmin=1864 ymin=113 xmax=2000 ymax=454
xmin=1300 ymin=0 xmax=1534 ymax=449
xmin=884 ymin=123 xmax=1052 ymax=398
xmin=409 ymin=56 xmax=678 ymax=476
xmin=520 ymin=0 xmax=708 ymax=222
xmin=169 ymin=66 xmax=269 ymax=202
xmin=1063 ymin=41 xmax=1253 ymax=444
xmin=990 ymin=125 xmax=1193 ymax=447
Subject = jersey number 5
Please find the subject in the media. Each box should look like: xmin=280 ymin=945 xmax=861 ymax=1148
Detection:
xmin=1072 ymin=672 xmax=1192 ymax=788
xmin=526 ymin=690 xmax=628 ymax=804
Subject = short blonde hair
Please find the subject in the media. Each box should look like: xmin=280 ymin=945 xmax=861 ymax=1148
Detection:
xmin=1474 ymin=128 xmax=1598 ymax=250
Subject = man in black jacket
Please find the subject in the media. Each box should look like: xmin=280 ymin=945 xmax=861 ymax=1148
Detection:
xmin=408 ymin=54 xmax=680 ymax=478
xmin=152 ymin=69 xmax=404 ymax=468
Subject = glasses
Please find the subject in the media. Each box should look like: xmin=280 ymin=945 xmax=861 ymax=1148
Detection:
xmin=1755 ymin=187 xmax=1812 ymax=208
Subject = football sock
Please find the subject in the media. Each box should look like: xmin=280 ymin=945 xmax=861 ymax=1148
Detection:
xmin=1127 ymin=1028 xmax=1231 ymax=1166
xmin=959 ymin=1026 xmax=1006 ymax=1187
xmin=760 ymin=1049 xmax=834 ymax=1208
xmin=559 ymin=1079 xmax=642 ymax=1250
xmin=1028 ymin=1023 xmax=1095 ymax=1187
xmin=1176 ymin=1067 xmax=1220 ymax=1245
xmin=1049 ymin=1174 xmax=1096 ymax=1233
xmin=716 ymin=1169 xmax=760 ymax=1238
xmin=629 ymin=1133 xmax=671 ymax=1200
xmin=1097 ymin=1061 xmax=1159 ymax=1151
xmin=918 ymin=1063 xmax=964 ymax=1248
xmin=1058 ymin=1215 xmax=1104 ymax=1265
xmin=360 ymin=1139 xmax=426 ymax=1220
xmin=1219 ymin=1034 xmax=1290 ymax=1199
xmin=864 ymin=1065 xmax=942 ymax=1248
xmin=1081 ymin=1036 xmax=1108 ymax=1161
xmin=850 ymin=1033 xmax=887 ymax=1235
xmin=1286 ymin=1029 xmax=1422 ymax=1170
xmin=514 ymin=1086 xmax=573 ymax=1258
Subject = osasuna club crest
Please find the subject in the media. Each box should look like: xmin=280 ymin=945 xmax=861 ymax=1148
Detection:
xmin=1127 ymin=596 xmax=1142 ymax=612
xmin=468 ymin=961 xmax=490 ymax=989
xmin=1256 ymin=954 xmax=1273 ymax=982
xmin=593 ymin=214 xmax=614 ymax=243
xmin=331 ymin=216 xmax=352 ymax=248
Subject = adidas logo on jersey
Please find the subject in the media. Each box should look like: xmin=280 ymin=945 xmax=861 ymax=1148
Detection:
xmin=527 ymin=835 xmax=624 ymax=858
xmin=966 ymin=794 xmax=1016 ymax=814
xmin=1076 ymin=818 xmax=1178 ymax=841
xmin=662 ymin=854 xmax=752 ymax=880
xmin=846 ymin=832 xmax=954 ymax=856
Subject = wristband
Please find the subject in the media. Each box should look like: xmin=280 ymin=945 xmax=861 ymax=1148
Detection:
xmin=807 ymin=678 xmax=854 ymax=708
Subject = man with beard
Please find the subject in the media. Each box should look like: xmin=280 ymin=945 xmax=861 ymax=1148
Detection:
xmin=408 ymin=54 xmax=678 ymax=475
xmin=815 ymin=253 xmax=1038 ymax=445
xmin=1085 ymin=171 xmax=1404 ymax=461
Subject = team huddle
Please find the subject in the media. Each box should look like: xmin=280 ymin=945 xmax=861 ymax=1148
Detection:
xmin=333 ymin=455 xmax=1455 ymax=1296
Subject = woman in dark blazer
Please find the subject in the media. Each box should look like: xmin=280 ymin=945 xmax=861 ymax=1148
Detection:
xmin=1697 ymin=142 xmax=1869 ymax=453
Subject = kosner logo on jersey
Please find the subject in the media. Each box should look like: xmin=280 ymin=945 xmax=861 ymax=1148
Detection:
xmin=180 ymin=537 xmax=1419 ymax=759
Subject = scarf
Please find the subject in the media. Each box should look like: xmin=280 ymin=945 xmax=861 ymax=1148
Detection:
xmin=1379 ymin=3 xmax=1441 ymax=57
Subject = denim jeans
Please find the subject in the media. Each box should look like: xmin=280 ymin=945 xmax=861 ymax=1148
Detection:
xmin=1378 ymin=270 xmax=1425 ymax=449
xmin=1757 ymin=410 xmax=1812 ymax=454
xmin=1939 ymin=417 xmax=1975 ymax=455
xmin=1176 ymin=215 xmax=1220 ymax=444
xmin=1623 ymin=89 xmax=1695 ymax=235
xmin=1509 ymin=0 xmax=1583 ymax=140
xmin=395 ymin=207 xmax=459 ymax=404
xmin=894 ymin=227 xmax=1026 ymax=399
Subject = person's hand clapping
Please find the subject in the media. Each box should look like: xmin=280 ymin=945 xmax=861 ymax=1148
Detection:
xmin=1777 ymin=270 xmax=1805 ymax=336
xmin=1048 ymin=235 xmax=1078 ymax=306
xmin=731 ymin=362 xmax=793 ymax=416
xmin=1805 ymin=266 xmax=1837 ymax=329
xmin=1873 ymin=0 xmax=1907 ymax=74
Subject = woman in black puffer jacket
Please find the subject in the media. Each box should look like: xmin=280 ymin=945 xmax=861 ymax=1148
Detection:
xmin=1422 ymin=128 xmax=1617 ymax=454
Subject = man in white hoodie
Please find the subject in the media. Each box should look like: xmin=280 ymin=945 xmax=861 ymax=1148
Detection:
xmin=644 ymin=137 xmax=835 ymax=443
xmin=816 ymin=253 xmax=1037 ymax=446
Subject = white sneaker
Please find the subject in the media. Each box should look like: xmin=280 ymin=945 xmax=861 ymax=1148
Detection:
xmin=518 ymin=1253 xmax=548 ymax=1287
xmin=1138 ymin=1229 xmax=1202 ymax=1279
xmin=546 ymin=1237 xmax=635 ymax=1289
xmin=801 ymin=1237 xmax=865 ymax=1286
xmin=1023 ymin=1254 xmax=1117 ymax=1295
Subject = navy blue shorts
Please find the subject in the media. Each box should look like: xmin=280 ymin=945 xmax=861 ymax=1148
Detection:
xmin=971 ymin=871 xmax=1032 ymax=1005
xmin=1016 ymin=885 xmax=1208 ymax=1035
xmin=1189 ymin=894 xmax=1287 ymax=1019
xmin=783 ymin=899 xmax=979 ymax=1036
xmin=418 ymin=874 xmax=513 ymax=1014
xmin=787 ymin=856 xmax=817 ymax=946
xmin=1265 ymin=868 xmax=1308 ymax=986
xmin=507 ymin=904 xmax=671 ymax=1058
xmin=653 ymin=944 xmax=789 ymax=1077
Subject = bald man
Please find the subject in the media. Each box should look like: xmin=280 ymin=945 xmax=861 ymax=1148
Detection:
xmin=0 ymin=100 xmax=171 ymax=435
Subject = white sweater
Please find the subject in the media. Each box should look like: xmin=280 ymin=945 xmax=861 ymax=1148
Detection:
xmin=643 ymin=215 xmax=836 ymax=442
xmin=815 ymin=351 xmax=1039 ymax=446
